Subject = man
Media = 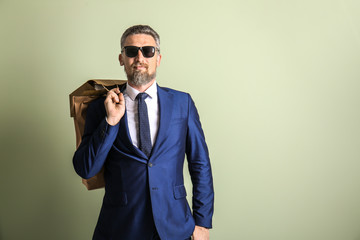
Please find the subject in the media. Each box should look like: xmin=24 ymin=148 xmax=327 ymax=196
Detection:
xmin=73 ymin=25 xmax=214 ymax=240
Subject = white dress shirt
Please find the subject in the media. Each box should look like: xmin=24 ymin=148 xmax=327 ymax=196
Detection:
xmin=123 ymin=81 xmax=159 ymax=148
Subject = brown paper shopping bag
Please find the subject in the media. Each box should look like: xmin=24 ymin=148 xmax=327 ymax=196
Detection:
xmin=69 ymin=79 xmax=127 ymax=190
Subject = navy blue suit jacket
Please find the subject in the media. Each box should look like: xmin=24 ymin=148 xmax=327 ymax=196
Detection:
xmin=73 ymin=84 xmax=214 ymax=240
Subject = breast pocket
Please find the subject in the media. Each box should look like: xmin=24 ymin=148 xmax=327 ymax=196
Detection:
xmin=170 ymin=117 xmax=187 ymax=127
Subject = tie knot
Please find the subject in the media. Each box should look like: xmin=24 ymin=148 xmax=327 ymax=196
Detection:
xmin=136 ymin=92 xmax=149 ymax=101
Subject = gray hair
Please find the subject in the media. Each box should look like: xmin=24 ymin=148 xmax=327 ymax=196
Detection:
xmin=120 ymin=25 xmax=160 ymax=53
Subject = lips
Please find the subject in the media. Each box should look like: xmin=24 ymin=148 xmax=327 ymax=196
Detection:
xmin=135 ymin=66 xmax=146 ymax=69
xmin=133 ymin=64 xmax=148 ymax=71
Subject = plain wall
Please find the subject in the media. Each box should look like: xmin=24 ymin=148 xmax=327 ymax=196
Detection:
xmin=1 ymin=0 xmax=360 ymax=239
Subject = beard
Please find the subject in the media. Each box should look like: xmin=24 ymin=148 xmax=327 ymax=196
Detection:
xmin=125 ymin=63 xmax=157 ymax=86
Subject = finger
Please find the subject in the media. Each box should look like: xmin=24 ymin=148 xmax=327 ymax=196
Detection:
xmin=106 ymin=91 xmax=120 ymax=103
xmin=118 ymin=92 xmax=125 ymax=102
xmin=106 ymin=88 xmax=120 ymax=96
xmin=111 ymin=93 xmax=120 ymax=103
xmin=110 ymin=88 xmax=122 ymax=103
xmin=113 ymin=87 xmax=120 ymax=94
xmin=112 ymin=92 xmax=124 ymax=105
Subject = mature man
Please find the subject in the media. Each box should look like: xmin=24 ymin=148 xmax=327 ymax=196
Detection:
xmin=73 ymin=25 xmax=214 ymax=240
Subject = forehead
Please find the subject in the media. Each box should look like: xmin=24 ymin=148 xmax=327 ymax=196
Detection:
xmin=124 ymin=34 xmax=156 ymax=47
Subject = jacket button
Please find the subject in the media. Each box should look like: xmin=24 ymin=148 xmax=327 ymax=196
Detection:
xmin=148 ymin=163 xmax=153 ymax=167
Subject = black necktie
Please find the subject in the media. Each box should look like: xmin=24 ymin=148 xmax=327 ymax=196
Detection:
xmin=137 ymin=93 xmax=152 ymax=158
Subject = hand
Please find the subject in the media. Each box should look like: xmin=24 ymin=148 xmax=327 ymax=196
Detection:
xmin=192 ymin=225 xmax=209 ymax=240
xmin=104 ymin=88 xmax=125 ymax=126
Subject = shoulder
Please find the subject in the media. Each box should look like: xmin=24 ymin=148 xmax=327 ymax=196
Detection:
xmin=89 ymin=96 xmax=106 ymax=107
xmin=157 ymin=86 xmax=197 ymax=113
xmin=87 ymin=96 xmax=106 ymax=115
xmin=158 ymin=85 xmax=191 ymax=99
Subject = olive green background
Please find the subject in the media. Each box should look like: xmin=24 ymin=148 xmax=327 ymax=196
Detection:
xmin=1 ymin=0 xmax=360 ymax=239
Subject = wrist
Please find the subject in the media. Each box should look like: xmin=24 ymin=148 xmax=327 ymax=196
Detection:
xmin=106 ymin=116 xmax=120 ymax=126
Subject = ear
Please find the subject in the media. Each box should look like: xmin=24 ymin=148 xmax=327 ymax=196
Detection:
xmin=156 ymin=53 xmax=162 ymax=67
xmin=119 ymin=53 xmax=124 ymax=66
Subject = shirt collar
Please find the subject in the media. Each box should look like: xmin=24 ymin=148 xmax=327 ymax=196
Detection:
xmin=125 ymin=81 xmax=157 ymax=101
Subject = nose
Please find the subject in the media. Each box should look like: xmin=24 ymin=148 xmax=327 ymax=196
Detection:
xmin=134 ymin=49 xmax=145 ymax=61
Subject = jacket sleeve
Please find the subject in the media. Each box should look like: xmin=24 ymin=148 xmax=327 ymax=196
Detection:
xmin=185 ymin=94 xmax=214 ymax=228
xmin=73 ymin=98 xmax=119 ymax=179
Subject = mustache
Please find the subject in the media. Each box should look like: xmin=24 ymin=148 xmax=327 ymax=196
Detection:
xmin=132 ymin=62 xmax=148 ymax=68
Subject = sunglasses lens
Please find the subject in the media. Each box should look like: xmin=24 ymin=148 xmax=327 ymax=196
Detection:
xmin=125 ymin=46 xmax=139 ymax=58
xmin=142 ymin=46 xmax=155 ymax=58
xmin=124 ymin=46 xmax=156 ymax=58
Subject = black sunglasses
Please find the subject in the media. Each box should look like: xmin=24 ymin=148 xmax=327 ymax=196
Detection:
xmin=122 ymin=46 xmax=158 ymax=58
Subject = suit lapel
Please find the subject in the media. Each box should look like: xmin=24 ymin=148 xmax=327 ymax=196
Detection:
xmin=115 ymin=84 xmax=147 ymax=159
xmin=117 ymin=111 xmax=147 ymax=159
xmin=114 ymin=84 xmax=174 ymax=161
xmin=150 ymin=85 xmax=174 ymax=160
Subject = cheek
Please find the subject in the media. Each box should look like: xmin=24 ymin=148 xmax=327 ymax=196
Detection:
xmin=125 ymin=60 xmax=134 ymax=69
xmin=150 ymin=61 xmax=158 ymax=70
xmin=124 ymin=63 xmax=133 ymax=74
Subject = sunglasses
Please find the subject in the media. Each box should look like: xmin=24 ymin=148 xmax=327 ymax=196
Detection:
xmin=122 ymin=46 xmax=158 ymax=58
